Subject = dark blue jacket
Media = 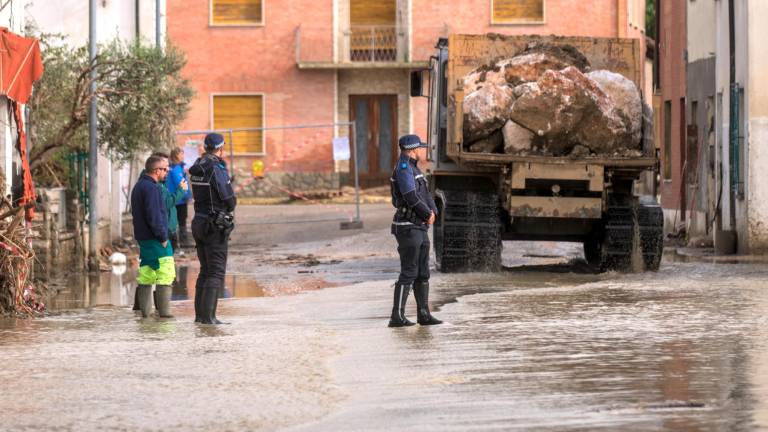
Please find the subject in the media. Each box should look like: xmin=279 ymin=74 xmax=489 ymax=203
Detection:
xmin=189 ymin=153 xmax=237 ymax=218
xmin=131 ymin=174 xmax=169 ymax=242
xmin=390 ymin=154 xmax=437 ymax=230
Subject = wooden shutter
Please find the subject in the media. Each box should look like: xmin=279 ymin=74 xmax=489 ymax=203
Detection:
xmin=350 ymin=0 xmax=396 ymax=26
xmin=212 ymin=0 xmax=263 ymax=25
xmin=213 ymin=95 xmax=264 ymax=154
xmin=492 ymin=0 xmax=544 ymax=23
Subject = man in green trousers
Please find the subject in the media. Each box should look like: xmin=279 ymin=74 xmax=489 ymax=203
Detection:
xmin=130 ymin=155 xmax=176 ymax=318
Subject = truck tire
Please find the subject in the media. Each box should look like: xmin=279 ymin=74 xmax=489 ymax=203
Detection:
xmin=638 ymin=203 xmax=664 ymax=271
xmin=434 ymin=189 xmax=502 ymax=273
xmin=584 ymin=198 xmax=638 ymax=272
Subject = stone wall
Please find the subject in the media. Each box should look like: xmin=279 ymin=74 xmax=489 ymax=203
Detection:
xmin=235 ymin=172 xmax=341 ymax=198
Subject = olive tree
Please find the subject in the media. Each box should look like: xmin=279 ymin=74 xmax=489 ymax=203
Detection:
xmin=27 ymin=36 xmax=194 ymax=180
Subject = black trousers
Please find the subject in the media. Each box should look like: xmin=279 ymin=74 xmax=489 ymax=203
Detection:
xmin=176 ymin=203 xmax=189 ymax=238
xmin=394 ymin=227 xmax=430 ymax=285
xmin=191 ymin=217 xmax=228 ymax=304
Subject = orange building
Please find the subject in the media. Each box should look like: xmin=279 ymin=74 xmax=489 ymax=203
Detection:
xmin=167 ymin=0 xmax=647 ymax=196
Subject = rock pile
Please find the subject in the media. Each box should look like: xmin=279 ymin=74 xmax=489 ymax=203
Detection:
xmin=462 ymin=42 xmax=643 ymax=157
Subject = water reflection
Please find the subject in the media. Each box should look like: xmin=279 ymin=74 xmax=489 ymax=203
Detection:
xmin=45 ymin=269 xmax=135 ymax=311
xmin=45 ymin=265 xmax=267 ymax=311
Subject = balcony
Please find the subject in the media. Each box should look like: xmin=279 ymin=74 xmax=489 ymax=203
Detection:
xmin=295 ymin=25 xmax=430 ymax=70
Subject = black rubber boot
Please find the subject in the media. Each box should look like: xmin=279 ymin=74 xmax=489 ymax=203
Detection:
xmin=211 ymin=285 xmax=229 ymax=325
xmin=194 ymin=285 xmax=203 ymax=323
xmin=388 ymin=283 xmax=415 ymax=327
xmin=199 ymin=286 xmax=218 ymax=325
xmin=136 ymin=285 xmax=153 ymax=318
xmin=414 ymin=280 xmax=443 ymax=325
xmin=155 ymin=285 xmax=174 ymax=318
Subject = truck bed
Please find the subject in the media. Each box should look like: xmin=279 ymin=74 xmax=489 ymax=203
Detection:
xmin=445 ymin=33 xmax=650 ymax=165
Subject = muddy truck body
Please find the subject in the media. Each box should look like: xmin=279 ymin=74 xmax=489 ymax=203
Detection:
xmin=412 ymin=34 xmax=663 ymax=272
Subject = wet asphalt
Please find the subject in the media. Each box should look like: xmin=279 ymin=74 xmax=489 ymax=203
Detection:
xmin=2 ymin=204 xmax=768 ymax=431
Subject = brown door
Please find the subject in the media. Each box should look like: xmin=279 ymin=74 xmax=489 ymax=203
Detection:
xmin=349 ymin=95 xmax=398 ymax=187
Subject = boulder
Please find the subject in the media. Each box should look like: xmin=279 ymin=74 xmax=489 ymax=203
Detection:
xmin=587 ymin=70 xmax=643 ymax=146
xmin=460 ymin=42 xmax=642 ymax=156
xmin=462 ymin=64 xmax=506 ymax=94
xmin=508 ymin=67 xmax=591 ymax=153
xmin=509 ymin=66 xmax=633 ymax=155
xmin=462 ymin=84 xmax=515 ymax=143
xmin=502 ymin=120 xmax=534 ymax=154
xmin=520 ymin=42 xmax=591 ymax=73
xmin=467 ymin=129 xmax=504 ymax=153
xmin=463 ymin=42 xmax=590 ymax=93
xmin=501 ymin=52 xmax=575 ymax=87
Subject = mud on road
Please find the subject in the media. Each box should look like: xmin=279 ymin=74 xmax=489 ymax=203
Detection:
xmin=2 ymin=204 xmax=768 ymax=431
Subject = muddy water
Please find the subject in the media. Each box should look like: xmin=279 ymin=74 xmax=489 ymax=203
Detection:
xmin=3 ymin=237 xmax=768 ymax=430
xmin=289 ymin=256 xmax=768 ymax=431
xmin=43 ymin=265 xmax=283 ymax=311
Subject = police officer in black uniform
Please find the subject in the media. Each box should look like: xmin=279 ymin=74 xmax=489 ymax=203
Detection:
xmin=389 ymin=134 xmax=442 ymax=327
xmin=189 ymin=133 xmax=236 ymax=325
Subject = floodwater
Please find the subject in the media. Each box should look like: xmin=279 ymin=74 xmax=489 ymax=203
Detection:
xmin=3 ymin=234 xmax=768 ymax=431
xmin=42 ymin=264 xmax=299 ymax=310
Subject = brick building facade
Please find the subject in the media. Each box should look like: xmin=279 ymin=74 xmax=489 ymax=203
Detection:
xmin=167 ymin=0 xmax=647 ymax=196
xmin=656 ymin=0 xmax=687 ymax=232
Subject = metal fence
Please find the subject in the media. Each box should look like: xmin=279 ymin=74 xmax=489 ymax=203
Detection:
xmin=175 ymin=122 xmax=363 ymax=229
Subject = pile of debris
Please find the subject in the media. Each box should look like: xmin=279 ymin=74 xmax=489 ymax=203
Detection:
xmin=462 ymin=42 xmax=643 ymax=157
xmin=0 ymin=176 xmax=43 ymax=316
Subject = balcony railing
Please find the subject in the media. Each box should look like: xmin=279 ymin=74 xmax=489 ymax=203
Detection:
xmin=295 ymin=24 xmax=449 ymax=68
xmin=346 ymin=25 xmax=400 ymax=62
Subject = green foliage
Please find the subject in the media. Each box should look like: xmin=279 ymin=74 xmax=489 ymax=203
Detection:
xmin=646 ymin=1 xmax=656 ymax=40
xmin=96 ymin=40 xmax=194 ymax=163
xmin=27 ymin=35 xmax=194 ymax=181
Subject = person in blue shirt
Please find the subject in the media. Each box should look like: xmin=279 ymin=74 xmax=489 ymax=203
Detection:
xmin=388 ymin=134 xmax=442 ymax=327
xmin=166 ymin=147 xmax=192 ymax=249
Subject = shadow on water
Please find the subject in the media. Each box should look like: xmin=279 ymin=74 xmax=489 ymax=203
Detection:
xmin=503 ymin=257 xmax=598 ymax=274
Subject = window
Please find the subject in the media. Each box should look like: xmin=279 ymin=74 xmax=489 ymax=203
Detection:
xmin=350 ymin=0 xmax=395 ymax=25
xmin=491 ymin=0 xmax=544 ymax=24
xmin=349 ymin=0 xmax=397 ymax=61
xmin=211 ymin=0 xmax=263 ymax=26
xmin=212 ymin=95 xmax=264 ymax=154
xmin=664 ymin=100 xmax=672 ymax=180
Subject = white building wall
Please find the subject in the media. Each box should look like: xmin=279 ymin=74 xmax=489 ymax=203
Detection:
xmin=687 ymin=0 xmax=716 ymax=63
xmin=0 ymin=1 xmax=25 ymax=197
xmin=714 ymin=0 xmax=731 ymax=236
xmin=26 ymin=0 xmax=163 ymax=241
xmin=713 ymin=0 xmax=765 ymax=253
xmin=746 ymin=0 xmax=768 ymax=252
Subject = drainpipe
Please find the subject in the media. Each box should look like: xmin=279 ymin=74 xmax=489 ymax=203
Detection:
xmin=88 ymin=0 xmax=99 ymax=269
xmin=728 ymin=0 xmax=736 ymax=230
xmin=135 ymin=0 xmax=140 ymax=41
xmin=156 ymin=0 xmax=162 ymax=48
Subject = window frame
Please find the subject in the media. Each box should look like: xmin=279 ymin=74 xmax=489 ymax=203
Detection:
xmin=490 ymin=0 xmax=546 ymax=26
xmin=209 ymin=0 xmax=265 ymax=28
xmin=210 ymin=92 xmax=267 ymax=156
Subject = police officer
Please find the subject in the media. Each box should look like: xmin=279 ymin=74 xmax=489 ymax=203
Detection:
xmin=189 ymin=133 xmax=236 ymax=325
xmin=388 ymin=134 xmax=442 ymax=327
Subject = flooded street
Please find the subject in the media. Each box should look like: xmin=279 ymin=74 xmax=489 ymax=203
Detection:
xmin=2 ymin=205 xmax=768 ymax=431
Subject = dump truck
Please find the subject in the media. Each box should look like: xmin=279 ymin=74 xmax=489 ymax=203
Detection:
xmin=411 ymin=34 xmax=663 ymax=272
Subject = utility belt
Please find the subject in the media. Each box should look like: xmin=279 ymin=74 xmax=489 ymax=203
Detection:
xmin=396 ymin=206 xmax=425 ymax=226
xmin=208 ymin=210 xmax=235 ymax=237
